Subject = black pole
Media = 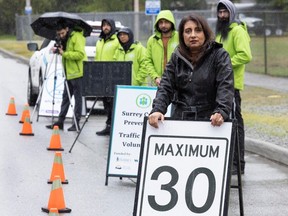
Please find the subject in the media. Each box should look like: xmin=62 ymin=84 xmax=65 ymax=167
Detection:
xmin=69 ymin=98 xmax=98 ymax=153
xmin=264 ymin=12 xmax=268 ymax=75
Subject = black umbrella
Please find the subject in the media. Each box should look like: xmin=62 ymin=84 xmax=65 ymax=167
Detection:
xmin=30 ymin=11 xmax=93 ymax=40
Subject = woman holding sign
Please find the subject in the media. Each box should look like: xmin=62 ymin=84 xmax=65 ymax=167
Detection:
xmin=149 ymin=14 xmax=234 ymax=128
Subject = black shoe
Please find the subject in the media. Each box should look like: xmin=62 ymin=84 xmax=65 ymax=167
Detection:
xmin=67 ymin=124 xmax=79 ymax=132
xmin=46 ymin=122 xmax=64 ymax=130
xmin=96 ymin=125 xmax=111 ymax=136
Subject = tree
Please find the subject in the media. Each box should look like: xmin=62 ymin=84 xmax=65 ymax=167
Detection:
xmin=0 ymin=0 xmax=25 ymax=34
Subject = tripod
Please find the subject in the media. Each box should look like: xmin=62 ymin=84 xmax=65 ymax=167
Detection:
xmin=30 ymin=48 xmax=79 ymax=131
xmin=69 ymin=97 xmax=99 ymax=152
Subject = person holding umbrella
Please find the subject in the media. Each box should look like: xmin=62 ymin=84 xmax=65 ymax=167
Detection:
xmin=46 ymin=20 xmax=87 ymax=131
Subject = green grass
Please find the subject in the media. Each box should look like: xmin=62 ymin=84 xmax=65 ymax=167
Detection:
xmin=0 ymin=35 xmax=16 ymax=40
xmin=242 ymin=86 xmax=288 ymax=139
xmin=246 ymin=36 xmax=288 ymax=77
xmin=0 ymin=37 xmax=37 ymax=58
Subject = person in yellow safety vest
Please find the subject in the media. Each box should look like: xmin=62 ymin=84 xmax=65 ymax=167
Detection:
xmin=145 ymin=10 xmax=179 ymax=86
xmin=114 ymin=27 xmax=147 ymax=86
xmin=215 ymin=0 xmax=252 ymax=175
xmin=95 ymin=19 xmax=120 ymax=136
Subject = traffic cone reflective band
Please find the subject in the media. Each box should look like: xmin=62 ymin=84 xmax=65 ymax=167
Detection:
xmin=48 ymin=152 xmax=68 ymax=184
xmin=47 ymin=126 xmax=64 ymax=151
xmin=6 ymin=97 xmax=17 ymax=116
xmin=41 ymin=176 xmax=71 ymax=213
xmin=19 ymin=114 xmax=34 ymax=136
xmin=19 ymin=103 xmax=30 ymax=123
xmin=48 ymin=208 xmax=59 ymax=216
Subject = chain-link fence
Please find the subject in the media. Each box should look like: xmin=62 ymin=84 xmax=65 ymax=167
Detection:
xmin=16 ymin=10 xmax=288 ymax=77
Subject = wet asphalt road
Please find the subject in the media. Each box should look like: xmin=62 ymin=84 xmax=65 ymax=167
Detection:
xmin=1 ymin=54 xmax=288 ymax=215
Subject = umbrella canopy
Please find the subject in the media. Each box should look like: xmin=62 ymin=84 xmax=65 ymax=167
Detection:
xmin=30 ymin=11 xmax=93 ymax=40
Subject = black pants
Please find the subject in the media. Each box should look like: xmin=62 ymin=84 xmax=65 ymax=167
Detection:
xmin=58 ymin=78 xmax=82 ymax=123
xmin=234 ymin=90 xmax=245 ymax=169
xmin=102 ymin=97 xmax=113 ymax=126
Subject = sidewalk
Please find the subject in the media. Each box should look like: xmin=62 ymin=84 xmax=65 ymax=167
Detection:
xmin=244 ymin=72 xmax=288 ymax=166
xmin=245 ymin=72 xmax=288 ymax=93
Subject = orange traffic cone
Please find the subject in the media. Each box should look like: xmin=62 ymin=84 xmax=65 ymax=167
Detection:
xmin=47 ymin=126 xmax=64 ymax=151
xmin=48 ymin=208 xmax=60 ymax=216
xmin=48 ymin=152 xmax=68 ymax=184
xmin=6 ymin=97 xmax=17 ymax=116
xmin=19 ymin=114 xmax=34 ymax=136
xmin=19 ymin=103 xmax=30 ymax=123
xmin=41 ymin=176 xmax=71 ymax=213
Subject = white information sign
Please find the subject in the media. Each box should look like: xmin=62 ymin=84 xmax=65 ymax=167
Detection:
xmin=134 ymin=119 xmax=233 ymax=216
xmin=106 ymin=86 xmax=171 ymax=179
xmin=145 ymin=0 xmax=161 ymax=15
xmin=39 ymin=55 xmax=73 ymax=117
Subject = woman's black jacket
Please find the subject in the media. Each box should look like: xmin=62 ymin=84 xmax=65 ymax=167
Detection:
xmin=150 ymin=41 xmax=234 ymax=121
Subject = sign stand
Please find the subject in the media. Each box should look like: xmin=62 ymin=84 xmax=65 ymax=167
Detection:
xmin=134 ymin=118 xmax=235 ymax=216
xmin=105 ymin=86 xmax=165 ymax=185
xmin=68 ymin=61 xmax=132 ymax=153
xmin=69 ymin=97 xmax=99 ymax=153
xmin=30 ymin=52 xmax=75 ymax=124
xmin=230 ymin=121 xmax=244 ymax=216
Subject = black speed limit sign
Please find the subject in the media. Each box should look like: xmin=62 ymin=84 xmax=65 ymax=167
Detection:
xmin=133 ymin=119 xmax=233 ymax=216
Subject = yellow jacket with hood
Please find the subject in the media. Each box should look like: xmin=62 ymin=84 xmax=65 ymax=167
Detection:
xmin=215 ymin=0 xmax=252 ymax=90
xmin=145 ymin=10 xmax=179 ymax=85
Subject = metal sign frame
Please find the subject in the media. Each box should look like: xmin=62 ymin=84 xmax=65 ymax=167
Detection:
xmin=133 ymin=118 xmax=234 ymax=216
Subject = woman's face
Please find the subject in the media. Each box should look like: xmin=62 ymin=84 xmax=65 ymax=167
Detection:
xmin=183 ymin=20 xmax=205 ymax=51
xmin=118 ymin=32 xmax=129 ymax=43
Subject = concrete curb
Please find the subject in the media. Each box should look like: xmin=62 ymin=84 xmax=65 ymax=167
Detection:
xmin=0 ymin=48 xmax=29 ymax=65
xmin=246 ymin=137 xmax=288 ymax=166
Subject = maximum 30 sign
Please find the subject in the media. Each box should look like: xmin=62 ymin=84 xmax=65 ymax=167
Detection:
xmin=134 ymin=120 xmax=233 ymax=216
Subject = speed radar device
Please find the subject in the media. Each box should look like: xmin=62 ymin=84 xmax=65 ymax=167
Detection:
xmin=69 ymin=61 xmax=132 ymax=152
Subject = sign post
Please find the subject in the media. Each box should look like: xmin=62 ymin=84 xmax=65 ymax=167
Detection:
xmin=105 ymin=85 xmax=171 ymax=185
xmin=105 ymin=86 xmax=156 ymax=184
xmin=145 ymin=0 xmax=161 ymax=34
xmin=37 ymin=54 xmax=74 ymax=119
xmin=145 ymin=0 xmax=161 ymax=15
xmin=134 ymin=118 xmax=234 ymax=216
xmin=25 ymin=0 xmax=32 ymax=41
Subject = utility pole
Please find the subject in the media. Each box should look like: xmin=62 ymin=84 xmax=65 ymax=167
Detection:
xmin=25 ymin=0 xmax=33 ymax=41
xmin=134 ymin=0 xmax=139 ymax=40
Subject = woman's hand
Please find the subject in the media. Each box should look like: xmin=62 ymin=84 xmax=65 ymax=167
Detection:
xmin=155 ymin=77 xmax=161 ymax=86
xmin=148 ymin=112 xmax=164 ymax=128
xmin=210 ymin=113 xmax=224 ymax=127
